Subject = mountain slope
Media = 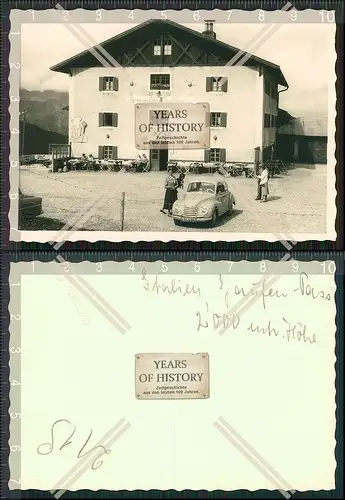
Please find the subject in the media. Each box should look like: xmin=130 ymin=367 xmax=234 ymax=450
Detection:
xmin=20 ymin=88 xmax=69 ymax=136
xmin=20 ymin=121 xmax=68 ymax=155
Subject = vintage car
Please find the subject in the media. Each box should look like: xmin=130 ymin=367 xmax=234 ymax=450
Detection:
xmin=172 ymin=176 xmax=235 ymax=227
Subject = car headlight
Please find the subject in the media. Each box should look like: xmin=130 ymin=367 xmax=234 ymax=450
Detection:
xmin=198 ymin=205 xmax=209 ymax=216
xmin=173 ymin=204 xmax=182 ymax=214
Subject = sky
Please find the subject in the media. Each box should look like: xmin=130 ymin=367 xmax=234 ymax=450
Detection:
xmin=20 ymin=18 xmax=335 ymax=118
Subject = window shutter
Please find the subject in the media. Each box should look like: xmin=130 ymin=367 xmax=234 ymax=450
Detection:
xmin=99 ymin=77 xmax=104 ymax=91
xmin=112 ymin=146 xmax=118 ymax=159
xmin=206 ymin=77 xmax=212 ymax=92
xmin=204 ymin=149 xmax=210 ymax=162
xmin=220 ymin=149 xmax=226 ymax=162
xmin=114 ymin=77 xmax=119 ymax=91
xmin=221 ymin=78 xmax=228 ymax=92
xmin=220 ymin=113 xmax=227 ymax=127
xmin=113 ymin=113 xmax=118 ymax=127
xmin=98 ymin=146 xmax=104 ymax=159
xmin=99 ymin=113 xmax=104 ymax=127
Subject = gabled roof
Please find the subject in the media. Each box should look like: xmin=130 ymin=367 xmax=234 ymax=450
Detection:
xmin=50 ymin=19 xmax=288 ymax=87
xmin=278 ymin=116 xmax=328 ymax=137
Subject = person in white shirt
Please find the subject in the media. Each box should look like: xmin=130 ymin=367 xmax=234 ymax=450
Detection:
xmin=256 ymin=166 xmax=269 ymax=202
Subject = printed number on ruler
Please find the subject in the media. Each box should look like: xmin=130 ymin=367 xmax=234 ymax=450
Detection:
xmin=227 ymin=10 xmax=232 ymax=20
xmin=10 ymin=314 xmax=21 ymax=321
xmin=96 ymin=9 xmax=102 ymax=21
xmin=258 ymin=10 xmax=265 ymax=21
xmin=11 ymin=161 xmax=19 ymax=168
xmin=194 ymin=262 xmax=200 ymax=273
xmin=319 ymin=11 xmax=335 ymax=23
xmin=10 ymin=96 xmax=20 ymax=102
xmin=30 ymin=10 xmax=34 ymax=20
xmin=292 ymin=261 xmax=299 ymax=273
xmin=290 ymin=10 xmax=298 ymax=21
xmin=162 ymin=262 xmax=168 ymax=273
xmin=10 ymin=413 xmax=21 ymax=419
xmin=321 ymin=261 xmax=336 ymax=274
xmin=129 ymin=10 xmax=135 ymax=20
xmin=96 ymin=262 xmax=103 ymax=273
xmin=10 ymin=347 xmax=21 ymax=354
xmin=260 ymin=261 xmax=267 ymax=273
xmin=193 ymin=11 xmax=200 ymax=21
xmin=228 ymin=262 xmax=234 ymax=272
xmin=128 ymin=262 xmax=135 ymax=272
xmin=161 ymin=11 xmax=167 ymax=19
xmin=10 ymin=63 xmax=20 ymax=69
xmin=10 ymin=446 xmax=21 ymax=452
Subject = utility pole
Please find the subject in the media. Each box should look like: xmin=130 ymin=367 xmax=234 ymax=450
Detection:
xmin=20 ymin=109 xmax=27 ymax=157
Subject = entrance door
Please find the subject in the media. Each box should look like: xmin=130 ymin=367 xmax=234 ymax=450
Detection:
xmin=150 ymin=149 xmax=169 ymax=171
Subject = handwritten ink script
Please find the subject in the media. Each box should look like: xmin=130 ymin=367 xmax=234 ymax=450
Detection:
xmin=141 ymin=270 xmax=201 ymax=297
xmin=140 ymin=270 xmax=335 ymax=347
xmin=36 ymin=419 xmax=111 ymax=470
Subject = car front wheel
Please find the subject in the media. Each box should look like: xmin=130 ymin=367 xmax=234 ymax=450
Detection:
xmin=209 ymin=209 xmax=217 ymax=228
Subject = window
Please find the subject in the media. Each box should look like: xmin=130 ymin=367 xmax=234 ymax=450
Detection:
xmin=99 ymin=113 xmax=118 ymax=127
xmin=204 ymin=148 xmax=226 ymax=163
xmin=211 ymin=112 xmax=227 ymax=127
xmin=206 ymin=77 xmax=228 ymax=92
xmin=164 ymin=41 xmax=172 ymax=55
xmin=210 ymin=148 xmax=221 ymax=162
xmin=153 ymin=42 xmax=161 ymax=55
xmin=264 ymin=113 xmax=270 ymax=128
xmin=264 ymin=113 xmax=271 ymax=128
xmin=264 ymin=79 xmax=270 ymax=96
xmin=216 ymin=183 xmax=225 ymax=194
xmin=150 ymin=74 xmax=170 ymax=90
xmin=187 ymin=182 xmax=215 ymax=194
xmin=99 ymin=77 xmax=119 ymax=91
xmin=98 ymin=145 xmax=118 ymax=160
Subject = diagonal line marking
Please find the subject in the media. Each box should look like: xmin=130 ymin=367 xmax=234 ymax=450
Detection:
xmin=55 ymin=4 xmax=123 ymax=70
xmin=50 ymin=193 xmax=112 ymax=249
xmin=55 ymin=255 xmax=131 ymax=334
xmin=214 ymin=418 xmax=296 ymax=499
xmin=225 ymin=3 xmax=293 ymax=68
xmin=50 ymin=418 xmax=130 ymax=498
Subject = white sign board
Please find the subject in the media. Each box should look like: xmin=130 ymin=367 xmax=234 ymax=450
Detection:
xmin=135 ymin=352 xmax=210 ymax=400
xmin=135 ymin=102 xmax=210 ymax=150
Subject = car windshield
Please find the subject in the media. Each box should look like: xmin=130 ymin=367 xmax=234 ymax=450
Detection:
xmin=187 ymin=182 xmax=215 ymax=194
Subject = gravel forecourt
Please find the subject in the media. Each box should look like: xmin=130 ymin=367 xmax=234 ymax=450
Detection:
xmin=19 ymin=164 xmax=327 ymax=233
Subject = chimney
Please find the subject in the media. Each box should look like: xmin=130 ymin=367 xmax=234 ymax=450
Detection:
xmin=202 ymin=20 xmax=216 ymax=39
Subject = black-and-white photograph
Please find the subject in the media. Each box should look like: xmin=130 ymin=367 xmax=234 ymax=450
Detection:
xmin=10 ymin=9 xmax=336 ymax=241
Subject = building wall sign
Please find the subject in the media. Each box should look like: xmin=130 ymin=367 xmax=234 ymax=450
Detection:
xmin=135 ymin=102 xmax=210 ymax=150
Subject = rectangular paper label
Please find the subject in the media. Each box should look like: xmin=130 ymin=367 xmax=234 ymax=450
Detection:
xmin=135 ymin=352 xmax=210 ymax=400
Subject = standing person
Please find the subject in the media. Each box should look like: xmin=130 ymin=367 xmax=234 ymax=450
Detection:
xmin=160 ymin=168 xmax=178 ymax=215
xmin=141 ymin=153 xmax=149 ymax=171
xmin=255 ymin=166 xmax=262 ymax=200
xmin=256 ymin=165 xmax=269 ymax=202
